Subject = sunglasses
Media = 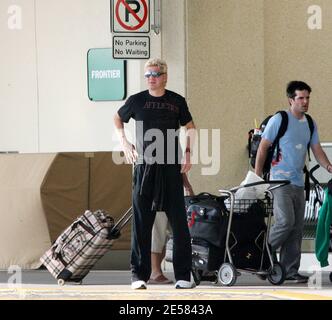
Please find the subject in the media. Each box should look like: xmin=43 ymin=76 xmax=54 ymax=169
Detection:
xmin=144 ymin=71 xmax=165 ymax=78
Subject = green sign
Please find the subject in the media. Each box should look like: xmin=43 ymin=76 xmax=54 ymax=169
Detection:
xmin=87 ymin=48 xmax=126 ymax=101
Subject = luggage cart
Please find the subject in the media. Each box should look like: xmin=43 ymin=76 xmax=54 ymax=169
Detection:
xmin=214 ymin=180 xmax=290 ymax=286
xmin=307 ymin=165 xmax=332 ymax=283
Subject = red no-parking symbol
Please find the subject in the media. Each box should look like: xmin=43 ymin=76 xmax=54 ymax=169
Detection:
xmin=112 ymin=0 xmax=150 ymax=33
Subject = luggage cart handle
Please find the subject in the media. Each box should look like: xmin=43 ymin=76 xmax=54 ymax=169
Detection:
xmin=309 ymin=164 xmax=320 ymax=186
xmin=223 ymin=179 xmax=290 ymax=193
xmin=308 ymin=165 xmax=324 ymax=206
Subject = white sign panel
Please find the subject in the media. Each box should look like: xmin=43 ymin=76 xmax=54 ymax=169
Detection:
xmin=112 ymin=0 xmax=150 ymax=33
xmin=113 ymin=36 xmax=150 ymax=59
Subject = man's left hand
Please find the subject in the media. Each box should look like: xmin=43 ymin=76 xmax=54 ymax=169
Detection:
xmin=181 ymin=151 xmax=192 ymax=173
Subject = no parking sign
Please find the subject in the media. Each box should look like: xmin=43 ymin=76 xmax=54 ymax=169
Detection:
xmin=111 ymin=0 xmax=150 ymax=33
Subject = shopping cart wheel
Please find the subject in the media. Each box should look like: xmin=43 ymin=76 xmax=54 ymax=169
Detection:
xmin=218 ymin=263 xmax=237 ymax=286
xmin=329 ymin=272 xmax=332 ymax=283
xmin=57 ymin=279 xmax=65 ymax=286
xmin=267 ymin=262 xmax=285 ymax=285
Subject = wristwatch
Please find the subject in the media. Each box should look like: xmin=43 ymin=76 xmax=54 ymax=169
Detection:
xmin=185 ymin=147 xmax=192 ymax=155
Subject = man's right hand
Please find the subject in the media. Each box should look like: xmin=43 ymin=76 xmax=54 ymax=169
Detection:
xmin=114 ymin=113 xmax=138 ymax=164
xmin=122 ymin=139 xmax=138 ymax=164
xmin=254 ymin=137 xmax=271 ymax=178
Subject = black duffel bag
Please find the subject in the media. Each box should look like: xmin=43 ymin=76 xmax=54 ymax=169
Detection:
xmin=186 ymin=193 xmax=229 ymax=248
xmin=229 ymin=239 xmax=271 ymax=270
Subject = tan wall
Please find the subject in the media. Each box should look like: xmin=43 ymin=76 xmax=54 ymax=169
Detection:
xmin=161 ymin=0 xmax=186 ymax=96
xmin=187 ymin=0 xmax=265 ymax=191
xmin=265 ymin=0 xmax=332 ymax=140
xmin=186 ymin=0 xmax=332 ymax=193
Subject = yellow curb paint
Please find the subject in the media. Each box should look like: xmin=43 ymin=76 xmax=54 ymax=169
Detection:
xmin=267 ymin=290 xmax=332 ymax=300
xmin=0 ymin=287 xmax=332 ymax=300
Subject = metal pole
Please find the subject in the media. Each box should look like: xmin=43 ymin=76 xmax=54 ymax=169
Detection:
xmin=152 ymin=0 xmax=161 ymax=35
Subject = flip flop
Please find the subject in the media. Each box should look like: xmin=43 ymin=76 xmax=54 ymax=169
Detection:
xmin=148 ymin=274 xmax=173 ymax=284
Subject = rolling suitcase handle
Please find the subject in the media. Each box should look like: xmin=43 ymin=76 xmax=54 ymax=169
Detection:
xmin=108 ymin=207 xmax=133 ymax=240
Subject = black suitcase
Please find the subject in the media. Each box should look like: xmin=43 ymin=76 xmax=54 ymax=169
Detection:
xmin=186 ymin=194 xmax=270 ymax=270
xmin=186 ymin=193 xmax=229 ymax=248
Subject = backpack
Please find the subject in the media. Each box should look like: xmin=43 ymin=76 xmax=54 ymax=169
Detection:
xmin=248 ymin=111 xmax=314 ymax=184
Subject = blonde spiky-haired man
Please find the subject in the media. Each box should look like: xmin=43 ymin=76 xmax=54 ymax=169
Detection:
xmin=114 ymin=58 xmax=196 ymax=289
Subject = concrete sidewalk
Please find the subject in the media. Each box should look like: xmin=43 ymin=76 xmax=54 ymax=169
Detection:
xmin=0 ymin=270 xmax=332 ymax=300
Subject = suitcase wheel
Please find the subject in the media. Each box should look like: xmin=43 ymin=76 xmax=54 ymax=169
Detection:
xmin=212 ymin=271 xmax=219 ymax=284
xmin=57 ymin=279 xmax=65 ymax=286
xmin=191 ymin=268 xmax=202 ymax=286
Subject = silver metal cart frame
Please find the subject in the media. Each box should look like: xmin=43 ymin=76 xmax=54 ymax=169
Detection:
xmin=217 ymin=180 xmax=290 ymax=286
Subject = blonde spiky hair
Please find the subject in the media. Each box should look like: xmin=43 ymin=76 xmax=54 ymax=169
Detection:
xmin=144 ymin=58 xmax=168 ymax=74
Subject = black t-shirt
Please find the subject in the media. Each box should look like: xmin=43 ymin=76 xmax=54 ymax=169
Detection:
xmin=118 ymin=89 xmax=193 ymax=164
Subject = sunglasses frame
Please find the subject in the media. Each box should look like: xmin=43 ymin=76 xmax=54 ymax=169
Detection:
xmin=144 ymin=71 xmax=165 ymax=78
